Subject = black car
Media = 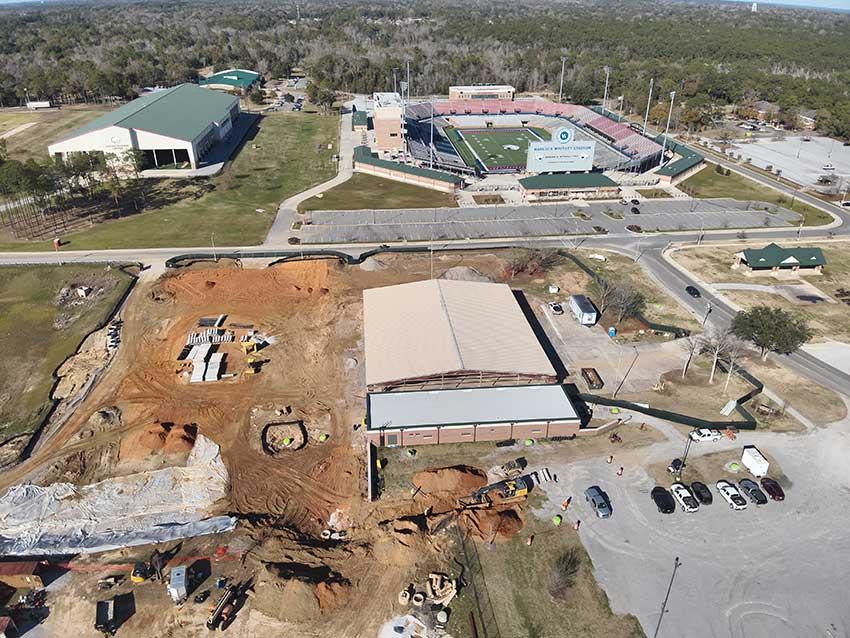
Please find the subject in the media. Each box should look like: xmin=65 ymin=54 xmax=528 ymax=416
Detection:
xmin=630 ymin=206 xmax=641 ymax=214
xmin=760 ymin=477 xmax=785 ymax=501
xmin=651 ymin=486 xmax=676 ymax=514
xmin=739 ymin=479 xmax=768 ymax=505
xmin=630 ymin=198 xmax=640 ymax=205
xmin=690 ymin=481 xmax=713 ymax=505
xmin=685 ymin=285 xmax=701 ymax=298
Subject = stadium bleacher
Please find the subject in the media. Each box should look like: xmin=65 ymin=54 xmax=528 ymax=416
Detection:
xmin=403 ymin=96 xmax=663 ymax=173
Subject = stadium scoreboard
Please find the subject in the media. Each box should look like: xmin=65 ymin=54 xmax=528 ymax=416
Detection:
xmin=526 ymin=126 xmax=595 ymax=173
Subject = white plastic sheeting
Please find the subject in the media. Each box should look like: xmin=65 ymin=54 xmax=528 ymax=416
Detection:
xmin=0 ymin=435 xmax=235 ymax=555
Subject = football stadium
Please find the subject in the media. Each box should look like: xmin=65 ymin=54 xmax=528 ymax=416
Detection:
xmin=404 ymin=96 xmax=664 ymax=176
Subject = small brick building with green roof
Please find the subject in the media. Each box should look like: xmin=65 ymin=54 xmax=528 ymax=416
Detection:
xmin=199 ymin=68 xmax=260 ymax=94
xmin=734 ymin=243 xmax=826 ymax=273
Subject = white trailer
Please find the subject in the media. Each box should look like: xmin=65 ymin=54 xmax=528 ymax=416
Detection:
xmin=741 ymin=445 xmax=769 ymax=477
xmin=167 ymin=566 xmax=188 ymax=604
xmin=569 ymin=294 xmax=598 ymax=326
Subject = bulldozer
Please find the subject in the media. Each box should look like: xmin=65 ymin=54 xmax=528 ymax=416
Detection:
xmin=458 ymin=476 xmax=530 ymax=510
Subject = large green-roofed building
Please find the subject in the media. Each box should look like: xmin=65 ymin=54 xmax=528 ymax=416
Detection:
xmin=199 ymin=68 xmax=260 ymax=93
xmin=519 ymin=172 xmax=620 ymax=200
xmin=48 ymin=84 xmax=240 ymax=170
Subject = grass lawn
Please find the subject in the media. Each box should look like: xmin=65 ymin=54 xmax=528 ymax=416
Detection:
xmin=636 ymin=188 xmax=673 ymax=199
xmin=2 ymin=106 xmax=111 ymax=163
xmin=0 ymin=112 xmax=38 ymax=136
xmin=680 ymin=167 xmax=833 ymax=226
xmin=0 ymin=265 xmax=133 ymax=438
xmin=446 ymin=512 xmax=644 ymax=638
xmin=0 ymin=112 xmax=339 ymax=250
xmin=298 ymin=173 xmax=457 ymax=212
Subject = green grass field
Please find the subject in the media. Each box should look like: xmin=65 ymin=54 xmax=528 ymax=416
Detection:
xmin=1 ymin=106 xmax=112 ymax=163
xmin=447 ymin=126 xmax=549 ymax=171
xmin=0 ymin=112 xmax=339 ymax=250
xmin=299 ymin=173 xmax=457 ymax=212
xmin=681 ymin=167 xmax=833 ymax=226
xmin=0 ymin=265 xmax=133 ymax=438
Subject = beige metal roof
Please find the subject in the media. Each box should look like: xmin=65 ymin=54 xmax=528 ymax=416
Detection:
xmin=363 ymin=279 xmax=556 ymax=386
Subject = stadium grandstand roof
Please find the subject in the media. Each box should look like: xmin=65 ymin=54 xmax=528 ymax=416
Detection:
xmin=363 ymin=279 xmax=556 ymax=387
xmin=655 ymin=136 xmax=705 ymax=177
xmin=353 ymin=146 xmax=463 ymax=184
xmin=199 ymin=68 xmax=259 ymax=90
xmin=55 ymin=83 xmax=237 ymax=143
xmin=374 ymin=92 xmax=403 ymax=108
xmin=519 ymin=173 xmax=617 ymax=190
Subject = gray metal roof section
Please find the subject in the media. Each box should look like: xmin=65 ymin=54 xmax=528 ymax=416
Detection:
xmin=56 ymin=84 xmax=238 ymax=144
xmin=368 ymin=384 xmax=579 ymax=429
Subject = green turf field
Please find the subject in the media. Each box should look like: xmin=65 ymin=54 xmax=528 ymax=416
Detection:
xmin=447 ymin=127 xmax=549 ymax=172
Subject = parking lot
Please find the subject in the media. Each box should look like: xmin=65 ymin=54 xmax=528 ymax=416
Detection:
xmin=298 ymin=198 xmax=800 ymax=244
xmin=733 ymin=135 xmax=850 ymax=188
xmin=537 ymin=302 xmax=688 ymax=394
xmin=534 ymin=410 xmax=850 ymax=638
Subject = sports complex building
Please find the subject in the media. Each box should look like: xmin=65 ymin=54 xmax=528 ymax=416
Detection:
xmin=48 ymin=83 xmax=240 ymax=170
xmin=363 ymin=279 xmax=582 ymax=447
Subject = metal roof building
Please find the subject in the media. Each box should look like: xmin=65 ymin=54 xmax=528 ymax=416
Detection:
xmin=736 ymin=243 xmax=826 ymax=272
xmin=199 ymin=68 xmax=260 ymax=93
xmin=366 ymin=384 xmax=580 ymax=447
xmin=47 ymin=84 xmax=240 ymax=170
xmin=363 ymin=279 xmax=556 ymax=391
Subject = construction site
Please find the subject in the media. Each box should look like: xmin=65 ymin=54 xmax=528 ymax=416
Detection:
xmin=0 ymin=249 xmax=657 ymax=638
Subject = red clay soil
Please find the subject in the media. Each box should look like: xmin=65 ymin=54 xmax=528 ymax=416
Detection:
xmin=460 ymin=506 xmax=524 ymax=543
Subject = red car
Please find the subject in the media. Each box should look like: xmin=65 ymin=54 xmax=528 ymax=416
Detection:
xmin=760 ymin=477 xmax=785 ymax=501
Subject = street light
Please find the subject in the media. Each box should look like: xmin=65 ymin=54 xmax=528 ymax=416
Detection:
xmin=642 ymin=78 xmax=654 ymax=135
xmin=658 ymin=90 xmax=676 ymax=168
xmin=653 ymin=557 xmax=683 ymax=638
xmin=211 ymin=232 xmax=217 ymax=262
xmin=558 ymin=56 xmax=567 ymax=103
xmin=702 ymin=301 xmax=712 ymax=326
xmin=602 ymin=65 xmax=611 ymax=113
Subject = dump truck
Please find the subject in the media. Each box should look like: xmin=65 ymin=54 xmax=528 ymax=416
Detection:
xmin=459 ymin=477 xmax=530 ymax=509
xmin=95 ymin=598 xmax=118 ymax=636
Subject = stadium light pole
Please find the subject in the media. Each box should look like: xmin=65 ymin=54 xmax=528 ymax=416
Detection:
xmin=392 ymin=68 xmax=398 ymax=93
xmin=643 ymin=78 xmax=654 ymax=135
xmin=659 ymin=90 xmax=676 ymax=168
xmin=602 ymin=65 xmax=611 ymax=113
xmin=558 ymin=56 xmax=567 ymax=103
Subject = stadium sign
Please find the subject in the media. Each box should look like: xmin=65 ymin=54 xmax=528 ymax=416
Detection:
xmin=526 ymin=140 xmax=596 ymax=173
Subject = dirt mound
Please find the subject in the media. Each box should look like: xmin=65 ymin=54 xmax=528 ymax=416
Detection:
xmin=129 ymin=422 xmax=197 ymax=458
xmin=460 ymin=506 xmax=524 ymax=542
xmin=413 ymin=465 xmax=487 ymax=496
xmin=440 ymin=266 xmax=491 ymax=282
xmin=315 ymin=580 xmax=350 ymax=610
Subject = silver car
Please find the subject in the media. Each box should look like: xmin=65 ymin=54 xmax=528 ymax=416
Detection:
xmin=585 ymin=485 xmax=612 ymax=518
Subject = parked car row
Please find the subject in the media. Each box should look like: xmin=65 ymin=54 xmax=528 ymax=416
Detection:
xmin=652 ymin=477 xmax=784 ymax=514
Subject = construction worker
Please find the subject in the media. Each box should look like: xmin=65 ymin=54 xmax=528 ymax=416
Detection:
xmin=607 ymin=455 xmax=614 ymax=464
xmin=616 ymin=466 xmax=624 ymax=477
xmin=561 ymin=496 xmax=572 ymax=511
xmin=573 ymin=519 xmax=581 ymax=531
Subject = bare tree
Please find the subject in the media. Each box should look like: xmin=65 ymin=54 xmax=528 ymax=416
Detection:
xmin=681 ymin=336 xmax=701 ymax=379
xmin=723 ymin=337 xmax=747 ymax=393
xmin=611 ymin=285 xmax=646 ymax=324
xmin=702 ymin=328 xmax=734 ymax=384
xmin=591 ymin=277 xmax=619 ymax=314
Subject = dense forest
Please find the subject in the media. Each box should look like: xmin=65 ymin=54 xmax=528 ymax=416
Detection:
xmin=0 ymin=0 xmax=849 ymax=137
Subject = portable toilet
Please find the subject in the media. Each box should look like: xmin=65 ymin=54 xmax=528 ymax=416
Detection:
xmin=167 ymin=566 xmax=188 ymax=604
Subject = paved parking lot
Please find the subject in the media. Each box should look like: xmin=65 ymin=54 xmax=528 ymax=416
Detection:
xmin=299 ymin=198 xmax=800 ymax=244
xmin=534 ymin=411 xmax=850 ymax=638
xmin=732 ymin=136 xmax=850 ymax=188
xmin=537 ymin=303 xmax=688 ymax=394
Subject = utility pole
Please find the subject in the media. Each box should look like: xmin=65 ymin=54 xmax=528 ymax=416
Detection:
xmin=796 ymin=220 xmax=804 ymax=241
xmin=558 ymin=56 xmax=567 ymax=103
xmin=702 ymin=302 xmax=712 ymax=326
xmin=653 ymin=557 xmax=682 ymax=638
xmin=392 ymin=68 xmax=398 ymax=94
xmin=211 ymin=232 xmax=217 ymax=262
xmin=658 ymin=90 xmax=676 ymax=168
xmin=602 ymin=65 xmax=611 ymax=113
xmin=406 ymin=60 xmax=411 ymax=98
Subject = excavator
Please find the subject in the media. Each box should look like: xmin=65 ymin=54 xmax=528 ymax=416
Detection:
xmin=458 ymin=477 xmax=531 ymax=510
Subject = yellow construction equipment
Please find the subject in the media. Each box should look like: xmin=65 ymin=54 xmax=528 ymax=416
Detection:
xmin=458 ymin=477 xmax=530 ymax=509
xmin=241 ymin=341 xmax=258 ymax=355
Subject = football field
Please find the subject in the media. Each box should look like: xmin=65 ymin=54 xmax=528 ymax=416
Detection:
xmin=448 ymin=127 xmax=549 ymax=172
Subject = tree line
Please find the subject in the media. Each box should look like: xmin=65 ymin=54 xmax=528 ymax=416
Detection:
xmin=0 ymin=0 xmax=848 ymax=138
